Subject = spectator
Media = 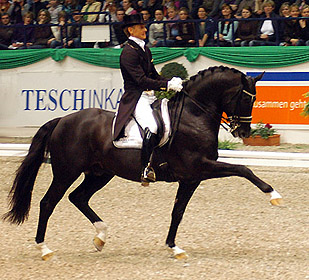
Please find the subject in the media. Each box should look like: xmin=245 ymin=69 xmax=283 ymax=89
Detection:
xmin=50 ymin=10 xmax=68 ymax=48
xmin=66 ymin=10 xmax=84 ymax=47
xmin=273 ymin=0 xmax=290 ymax=15
xmin=122 ymin=0 xmax=137 ymax=15
xmin=0 ymin=13 xmax=13 ymax=49
xmin=215 ymin=3 xmax=238 ymax=46
xmin=162 ymin=0 xmax=178 ymax=17
xmin=111 ymin=7 xmax=127 ymax=47
xmin=28 ymin=0 xmax=47 ymax=20
xmin=282 ymin=3 xmax=301 ymax=45
xmin=147 ymin=8 xmax=166 ymax=47
xmin=0 ymin=0 xmax=11 ymax=14
xmin=156 ymin=5 xmax=179 ymax=46
xmin=279 ymin=2 xmax=290 ymax=17
xmin=201 ymin=0 xmax=223 ymax=18
xmin=141 ymin=7 xmax=152 ymax=22
xmin=81 ymin=0 xmax=101 ymax=22
xmin=99 ymin=0 xmax=117 ymax=22
xmin=62 ymin=0 xmax=81 ymax=21
xmin=29 ymin=9 xmax=55 ymax=48
xmin=146 ymin=0 xmax=162 ymax=18
xmin=298 ymin=4 xmax=309 ymax=45
xmin=7 ymin=0 xmax=30 ymax=24
xmin=297 ymin=0 xmax=309 ymax=11
xmin=222 ymin=0 xmax=239 ymax=12
xmin=234 ymin=6 xmax=258 ymax=45
xmin=166 ymin=5 xmax=179 ymax=36
xmin=171 ymin=7 xmax=195 ymax=46
xmin=48 ymin=0 xmax=62 ymax=24
xmin=249 ymin=0 xmax=282 ymax=46
xmin=134 ymin=0 xmax=144 ymax=12
xmin=179 ymin=0 xmax=203 ymax=19
xmin=9 ymin=11 xmax=34 ymax=48
xmin=197 ymin=5 xmax=215 ymax=46
xmin=234 ymin=0 xmax=256 ymax=18
xmin=100 ymin=0 xmax=113 ymax=13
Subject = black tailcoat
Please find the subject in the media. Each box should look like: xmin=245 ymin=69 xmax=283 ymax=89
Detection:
xmin=113 ymin=39 xmax=168 ymax=140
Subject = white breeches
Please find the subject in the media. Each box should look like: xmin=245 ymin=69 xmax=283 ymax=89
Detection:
xmin=133 ymin=91 xmax=158 ymax=134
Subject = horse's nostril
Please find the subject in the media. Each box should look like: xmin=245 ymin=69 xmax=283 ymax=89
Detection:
xmin=240 ymin=131 xmax=247 ymax=138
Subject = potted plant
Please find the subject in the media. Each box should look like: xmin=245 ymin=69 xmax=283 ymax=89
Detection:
xmin=242 ymin=121 xmax=280 ymax=146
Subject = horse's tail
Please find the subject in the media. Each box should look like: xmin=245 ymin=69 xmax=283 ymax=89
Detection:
xmin=2 ymin=117 xmax=61 ymax=225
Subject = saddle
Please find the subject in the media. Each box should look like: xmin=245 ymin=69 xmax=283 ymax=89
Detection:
xmin=112 ymin=98 xmax=171 ymax=149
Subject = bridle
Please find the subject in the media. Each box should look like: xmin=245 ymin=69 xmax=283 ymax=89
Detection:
xmin=181 ymin=87 xmax=256 ymax=133
xmin=226 ymin=89 xmax=256 ymax=133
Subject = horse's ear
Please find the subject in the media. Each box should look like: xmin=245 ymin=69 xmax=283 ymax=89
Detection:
xmin=254 ymin=72 xmax=265 ymax=83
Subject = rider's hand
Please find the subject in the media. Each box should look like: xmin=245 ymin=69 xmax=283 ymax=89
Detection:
xmin=167 ymin=77 xmax=183 ymax=92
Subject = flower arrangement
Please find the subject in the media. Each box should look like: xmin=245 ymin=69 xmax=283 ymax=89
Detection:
xmin=250 ymin=121 xmax=277 ymax=139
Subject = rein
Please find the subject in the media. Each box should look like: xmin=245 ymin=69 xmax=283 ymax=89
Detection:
xmin=167 ymin=89 xmax=230 ymax=151
xmin=180 ymin=89 xmax=233 ymax=132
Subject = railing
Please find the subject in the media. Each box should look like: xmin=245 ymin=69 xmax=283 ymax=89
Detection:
xmin=2 ymin=12 xmax=309 ymax=49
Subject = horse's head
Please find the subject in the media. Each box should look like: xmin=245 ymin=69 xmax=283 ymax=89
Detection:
xmin=181 ymin=67 xmax=264 ymax=139
xmin=223 ymin=72 xmax=264 ymax=138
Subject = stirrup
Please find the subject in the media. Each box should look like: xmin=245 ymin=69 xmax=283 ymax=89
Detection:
xmin=141 ymin=166 xmax=156 ymax=186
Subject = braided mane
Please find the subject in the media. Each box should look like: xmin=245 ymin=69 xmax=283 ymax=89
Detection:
xmin=183 ymin=66 xmax=245 ymax=90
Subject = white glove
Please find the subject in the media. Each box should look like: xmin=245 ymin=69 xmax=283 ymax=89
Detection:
xmin=167 ymin=77 xmax=183 ymax=92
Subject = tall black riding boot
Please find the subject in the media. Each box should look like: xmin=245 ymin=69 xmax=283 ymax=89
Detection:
xmin=141 ymin=127 xmax=157 ymax=186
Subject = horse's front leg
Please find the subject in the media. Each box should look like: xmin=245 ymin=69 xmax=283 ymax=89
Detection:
xmin=166 ymin=181 xmax=200 ymax=259
xmin=203 ymin=160 xmax=283 ymax=205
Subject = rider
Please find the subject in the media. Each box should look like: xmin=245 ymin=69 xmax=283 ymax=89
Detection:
xmin=113 ymin=13 xmax=183 ymax=185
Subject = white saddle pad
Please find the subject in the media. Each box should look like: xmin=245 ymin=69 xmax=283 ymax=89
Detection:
xmin=112 ymin=98 xmax=171 ymax=149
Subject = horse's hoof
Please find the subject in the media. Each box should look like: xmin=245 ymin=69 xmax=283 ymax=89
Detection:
xmin=93 ymin=236 xmax=105 ymax=252
xmin=269 ymin=190 xmax=283 ymax=206
xmin=141 ymin=180 xmax=149 ymax=187
xmin=174 ymin=251 xmax=188 ymax=260
xmin=42 ymin=251 xmax=54 ymax=261
xmin=36 ymin=242 xmax=54 ymax=261
xmin=170 ymin=246 xmax=188 ymax=260
xmin=270 ymin=198 xmax=283 ymax=206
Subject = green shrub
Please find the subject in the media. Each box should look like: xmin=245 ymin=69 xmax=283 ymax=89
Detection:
xmin=160 ymin=62 xmax=189 ymax=80
xmin=155 ymin=62 xmax=189 ymax=100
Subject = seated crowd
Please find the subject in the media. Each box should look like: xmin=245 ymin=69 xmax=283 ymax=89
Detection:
xmin=0 ymin=0 xmax=309 ymax=49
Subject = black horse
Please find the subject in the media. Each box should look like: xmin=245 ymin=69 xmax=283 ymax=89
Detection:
xmin=3 ymin=66 xmax=282 ymax=260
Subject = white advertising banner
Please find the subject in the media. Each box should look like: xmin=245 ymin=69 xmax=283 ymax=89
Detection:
xmin=0 ymin=55 xmax=308 ymax=143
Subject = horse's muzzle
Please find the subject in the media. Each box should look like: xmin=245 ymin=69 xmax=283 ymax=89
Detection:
xmin=232 ymin=128 xmax=250 ymax=139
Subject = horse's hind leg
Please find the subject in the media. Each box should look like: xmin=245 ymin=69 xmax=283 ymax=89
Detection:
xmin=35 ymin=176 xmax=77 ymax=260
xmin=68 ymin=173 xmax=114 ymax=252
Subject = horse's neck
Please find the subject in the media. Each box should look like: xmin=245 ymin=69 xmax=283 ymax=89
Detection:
xmin=169 ymin=94 xmax=222 ymax=141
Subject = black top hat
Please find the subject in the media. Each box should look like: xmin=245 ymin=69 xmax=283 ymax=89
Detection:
xmin=122 ymin=14 xmax=145 ymax=29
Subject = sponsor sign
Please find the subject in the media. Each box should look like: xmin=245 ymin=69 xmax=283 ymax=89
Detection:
xmin=248 ymin=72 xmax=309 ymax=125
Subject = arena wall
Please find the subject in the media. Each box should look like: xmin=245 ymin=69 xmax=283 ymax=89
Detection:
xmin=0 ymin=49 xmax=308 ymax=143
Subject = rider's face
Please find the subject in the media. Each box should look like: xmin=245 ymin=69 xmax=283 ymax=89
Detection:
xmin=129 ymin=24 xmax=147 ymax=40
